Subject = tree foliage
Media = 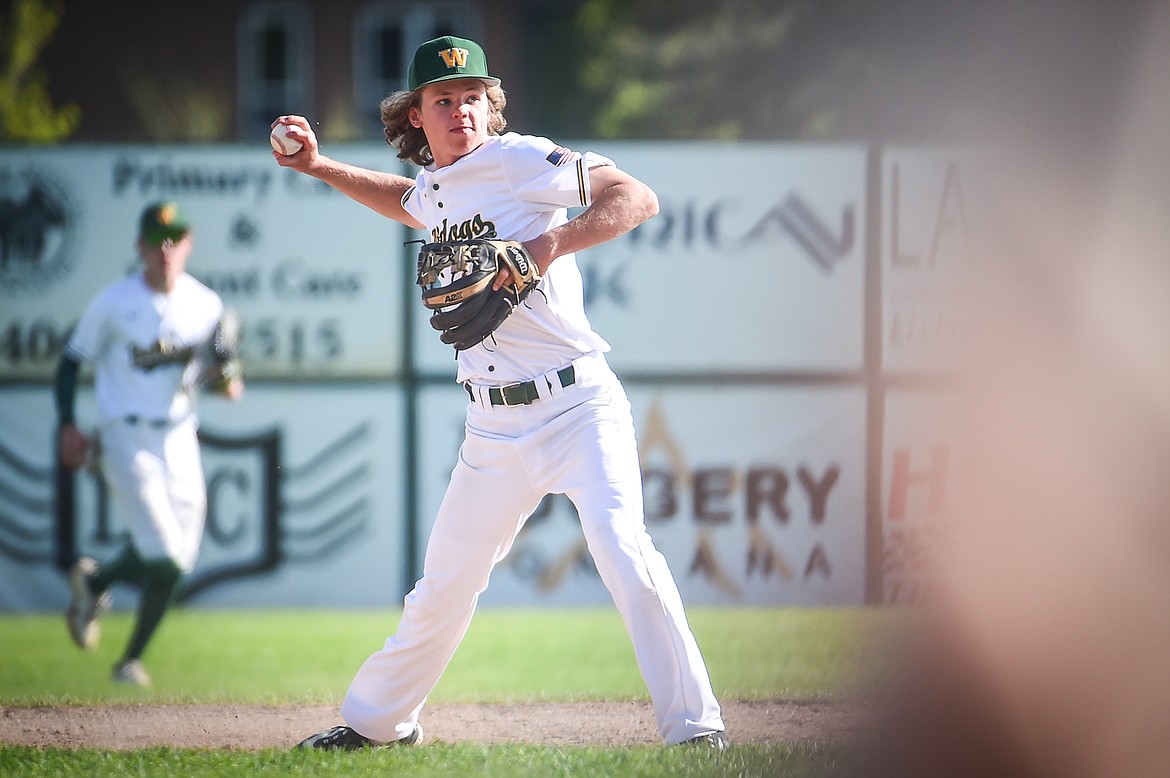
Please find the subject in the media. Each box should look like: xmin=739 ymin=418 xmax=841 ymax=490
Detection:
xmin=573 ymin=0 xmax=1142 ymax=144
xmin=0 ymin=0 xmax=78 ymax=143
xmin=575 ymin=0 xmax=892 ymax=140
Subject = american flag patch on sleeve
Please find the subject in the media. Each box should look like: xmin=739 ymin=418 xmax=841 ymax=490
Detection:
xmin=546 ymin=146 xmax=576 ymax=166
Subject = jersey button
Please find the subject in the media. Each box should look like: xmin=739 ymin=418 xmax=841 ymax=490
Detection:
xmin=437 ymin=202 xmax=443 ymax=208
xmin=488 ymin=365 xmax=495 ymax=372
xmin=432 ymin=183 xmax=439 ymax=190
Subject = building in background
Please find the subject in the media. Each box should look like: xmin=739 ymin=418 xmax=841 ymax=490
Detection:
xmin=40 ymin=0 xmax=582 ymax=143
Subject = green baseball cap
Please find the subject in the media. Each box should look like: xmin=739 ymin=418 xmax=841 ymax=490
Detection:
xmin=408 ymin=35 xmax=500 ymax=91
xmin=139 ymin=201 xmax=191 ymax=245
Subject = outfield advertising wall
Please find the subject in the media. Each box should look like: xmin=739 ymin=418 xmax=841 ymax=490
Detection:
xmin=877 ymin=148 xmax=988 ymax=604
xmin=0 ymin=142 xmax=970 ymax=610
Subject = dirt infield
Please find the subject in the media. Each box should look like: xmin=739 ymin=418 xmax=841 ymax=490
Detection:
xmin=0 ymin=700 xmax=871 ymax=750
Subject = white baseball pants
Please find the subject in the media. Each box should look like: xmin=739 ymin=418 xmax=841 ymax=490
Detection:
xmin=341 ymin=353 xmax=724 ymax=743
xmin=98 ymin=415 xmax=206 ymax=573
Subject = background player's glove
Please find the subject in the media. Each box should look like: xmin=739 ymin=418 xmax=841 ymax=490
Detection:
xmin=415 ymin=239 xmax=542 ymax=351
xmin=203 ymin=308 xmax=243 ymax=394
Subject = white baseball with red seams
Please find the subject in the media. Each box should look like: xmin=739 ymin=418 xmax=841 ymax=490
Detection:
xmin=269 ymin=125 xmax=302 ymax=155
xmin=337 ymin=133 xmax=726 ymax=745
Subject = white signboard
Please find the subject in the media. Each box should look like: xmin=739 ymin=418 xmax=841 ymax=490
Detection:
xmin=881 ymin=148 xmax=997 ymax=374
xmin=412 ymin=142 xmax=868 ymax=375
xmin=415 ymin=381 xmax=867 ymax=606
xmin=0 ymin=145 xmax=410 ymax=380
xmin=880 ymin=388 xmax=967 ymax=604
xmin=0 ymin=386 xmax=407 ymax=609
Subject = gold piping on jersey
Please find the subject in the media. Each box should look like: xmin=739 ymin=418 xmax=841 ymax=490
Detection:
xmin=575 ymin=159 xmax=587 ymax=207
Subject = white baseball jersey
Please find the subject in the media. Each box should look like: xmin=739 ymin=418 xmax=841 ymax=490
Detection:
xmin=402 ymin=133 xmax=612 ymax=384
xmin=66 ymin=272 xmax=223 ymax=425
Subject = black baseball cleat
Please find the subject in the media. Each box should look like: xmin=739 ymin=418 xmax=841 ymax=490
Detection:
xmin=297 ymin=723 xmax=423 ymax=750
xmin=681 ymin=730 xmax=728 ymax=750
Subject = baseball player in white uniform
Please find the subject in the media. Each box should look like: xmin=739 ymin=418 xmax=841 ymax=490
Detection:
xmin=56 ymin=202 xmax=244 ymax=686
xmin=275 ymin=35 xmax=726 ymax=749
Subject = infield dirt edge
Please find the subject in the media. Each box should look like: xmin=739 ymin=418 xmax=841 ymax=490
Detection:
xmin=0 ymin=699 xmax=871 ymax=750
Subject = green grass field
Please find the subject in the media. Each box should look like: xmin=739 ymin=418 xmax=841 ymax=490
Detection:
xmin=0 ymin=606 xmax=910 ymax=776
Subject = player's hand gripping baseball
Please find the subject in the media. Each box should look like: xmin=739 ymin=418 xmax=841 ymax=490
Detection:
xmin=269 ymin=116 xmax=317 ymax=170
xmin=58 ymin=423 xmax=93 ymax=471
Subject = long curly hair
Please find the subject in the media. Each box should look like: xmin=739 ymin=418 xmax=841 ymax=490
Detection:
xmin=381 ymin=84 xmax=508 ymax=167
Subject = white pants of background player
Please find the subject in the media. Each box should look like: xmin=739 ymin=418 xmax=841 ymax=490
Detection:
xmin=341 ymin=353 xmax=725 ymax=744
xmin=99 ymin=416 xmax=206 ymax=573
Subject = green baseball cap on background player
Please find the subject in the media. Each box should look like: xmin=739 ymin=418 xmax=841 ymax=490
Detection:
xmin=139 ymin=201 xmax=191 ymax=246
xmin=408 ymin=35 xmax=500 ymax=91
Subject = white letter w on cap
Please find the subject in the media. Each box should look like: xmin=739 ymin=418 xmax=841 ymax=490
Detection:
xmin=439 ymin=48 xmax=469 ymax=68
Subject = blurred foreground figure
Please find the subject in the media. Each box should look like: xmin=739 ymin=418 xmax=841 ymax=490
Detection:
xmin=848 ymin=4 xmax=1170 ymax=777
